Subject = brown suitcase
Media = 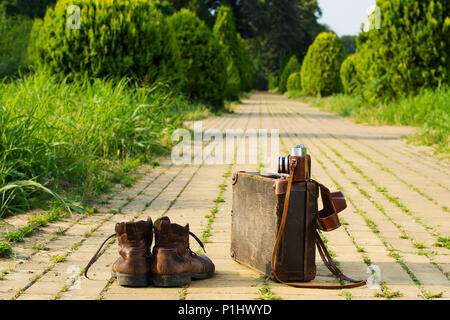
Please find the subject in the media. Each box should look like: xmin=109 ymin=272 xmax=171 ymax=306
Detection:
xmin=231 ymin=172 xmax=318 ymax=282
xmin=231 ymin=170 xmax=366 ymax=289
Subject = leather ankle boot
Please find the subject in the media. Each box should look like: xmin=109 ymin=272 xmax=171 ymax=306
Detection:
xmin=84 ymin=217 xmax=153 ymax=287
xmin=151 ymin=216 xmax=215 ymax=287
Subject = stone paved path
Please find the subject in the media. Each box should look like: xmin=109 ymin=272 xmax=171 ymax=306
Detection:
xmin=0 ymin=92 xmax=448 ymax=300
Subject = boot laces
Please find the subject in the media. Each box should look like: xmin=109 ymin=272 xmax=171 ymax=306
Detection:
xmin=189 ymin=231 xmax=206 ymax=256
xmin=83 ymin=233 xmax=116 ymax=279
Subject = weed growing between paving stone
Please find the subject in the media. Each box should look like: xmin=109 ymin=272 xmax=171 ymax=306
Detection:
xmin=2 ymin=226 xmax=33 ymax=242
xmin=200 ymin=164 xmax=232 ymax=246
xmin=0 ymin=270 xmax=9 ymax=280
xmin=339 ymin=290 xmax=353 ymax=300
xmin=53 ymin=267 xmax=85 ymax=300
xmin=178 ymin=285 xmax=188 ymax=300
xmin=31 ymin=244 xmax=48 ymax=251
xmin=374 ymin=283 xmax=403 ymax=300
xmin=434 ymin=237 xmax=450 ymax=250
xmin=257 ymin=275 xmax=282 ymax=300
xmin=96 ymin=276 xmax=116 ymax=300
xmin=423 ymin=291 xmax=444 ymax=299
xmin=49 ymin=254 xmax=65 ymax=263
xmin=0 ymin=241 xmax=12 ymax=258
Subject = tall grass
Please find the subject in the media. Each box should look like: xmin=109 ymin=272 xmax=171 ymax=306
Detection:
xmin=0 ymin=72 xmax=208 ymax=217
xmin=290 ymin=86 xmax=449 ymax=154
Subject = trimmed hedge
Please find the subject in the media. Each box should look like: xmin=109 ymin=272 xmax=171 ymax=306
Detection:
xmin=340 ymin=54 xmax=359 ymax=95
xmin=286 ymin=72 xmax=301 ymax=92
xmin=300 ymin=32 xmax=346 ymax=96
xmin=168 ymin=9 xmax=227 ymax=108
xmin=238 ymin=33 xmax=256 ymax=91
xmin=30 ymin=0 xmax=181 ymax=82
xmin=355 ymin=0 xmax=449 ymax=102
xmin=213 ymin=5 xmax=254 ymax=96
xmin=279 ymin=55 xmax=300 ymax=93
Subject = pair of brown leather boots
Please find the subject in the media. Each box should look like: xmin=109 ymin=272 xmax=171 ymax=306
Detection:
xmin=84 ymin=216 xmax=215 ymax=287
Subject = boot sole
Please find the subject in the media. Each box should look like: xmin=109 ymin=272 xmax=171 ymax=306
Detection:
xmin=112 ymin=272 xmax=150 ymax=287
xmin=152 ymin=272 xmax=191 ymax=287
xmin=192 ymin=271 xmax=214 ymax=280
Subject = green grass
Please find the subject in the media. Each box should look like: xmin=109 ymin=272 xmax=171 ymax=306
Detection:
xmin=289 ymin=86 xmax=449 ymax=154
xmin=49 ymin=254 xmax=65 ymax=263
xmin=423 ymin=291 xmax=443 ymax=300
xmin=257 ymin=275 xmax=282 ymax=300
xmin=0 ymin=71 xmax=208 ymax=218
xmin=433 ymin=237 xmax=450 ymax=249
xmin=0 ymin=241 xmax=13 ymax=258
xmin=374 ymin=283 xmax=403 ymax=300
xmin=2 ymin=226 xmax=34 ymax=242
xmin=339 ymin=290 xmax=353 ymax=300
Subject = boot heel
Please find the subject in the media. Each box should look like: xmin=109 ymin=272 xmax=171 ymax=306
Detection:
xmin=152 ymin=272 xmax=191 ymax=287
xmin=113 ymin=272 xmax=150 ymax=287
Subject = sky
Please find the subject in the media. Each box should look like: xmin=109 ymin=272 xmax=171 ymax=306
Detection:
xmin=317 ymin=0 xmax=376 ymax=36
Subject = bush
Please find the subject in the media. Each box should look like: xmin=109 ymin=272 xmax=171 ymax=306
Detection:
xmin=0 ymin=0 xmax=56 ymax=18
xmin=0 ymin=15 xmax=33 ymax=77
xmin=340 ymin=54 xmax=359 ymax=95
xmin=213 ymin=5 xmax=253 ymax=96
xmin=238 ymin=34 xmax=256 ymax=91
xmin=279 ymin=55 xmax=300 ymax=93
xmin=355 ymin=0 xmax=449 ymax=101
xmin=226 ymin=62 xmax=242 ymax=101
xmin=30 ymin=0 xmax=181 ymax=82
xmin=301 ymin=32 xmax=346 ymax=96
xmin=286 ymin=72 xmax=301 ymax=92
xmin=168 ymin=9 xmax=227 ymax=108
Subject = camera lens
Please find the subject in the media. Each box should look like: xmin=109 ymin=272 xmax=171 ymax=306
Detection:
xmin=277 ymin=156 xmax=290 ymax=174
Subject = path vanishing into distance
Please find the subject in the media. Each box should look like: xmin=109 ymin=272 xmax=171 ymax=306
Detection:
xmin=0 ymin=92 xmax=448 ymax=300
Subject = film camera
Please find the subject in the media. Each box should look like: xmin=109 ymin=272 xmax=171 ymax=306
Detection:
xmin=277 ymin=144 xmax=347 ymax=229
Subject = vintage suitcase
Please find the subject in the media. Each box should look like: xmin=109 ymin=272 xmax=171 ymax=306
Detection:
xmin=231 ymin=172 xmax=319 ymax=282
xmin=231 ymin=170 xmax=366 ymax=288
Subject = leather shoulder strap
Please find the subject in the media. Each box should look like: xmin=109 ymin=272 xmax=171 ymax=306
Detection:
xmin=270 ymin=159 xmax=366 ymax=289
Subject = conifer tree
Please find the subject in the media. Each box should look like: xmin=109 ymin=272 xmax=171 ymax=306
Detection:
xmin=300 ymin=32 xmax=346 ymax=96
xmin=279 ymin=55 xmax=301 ymax=93
xmin=168 ymin=9 xmax=227 ymax=108
xmin=355 ymin=0 xmax=449 ymax=101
